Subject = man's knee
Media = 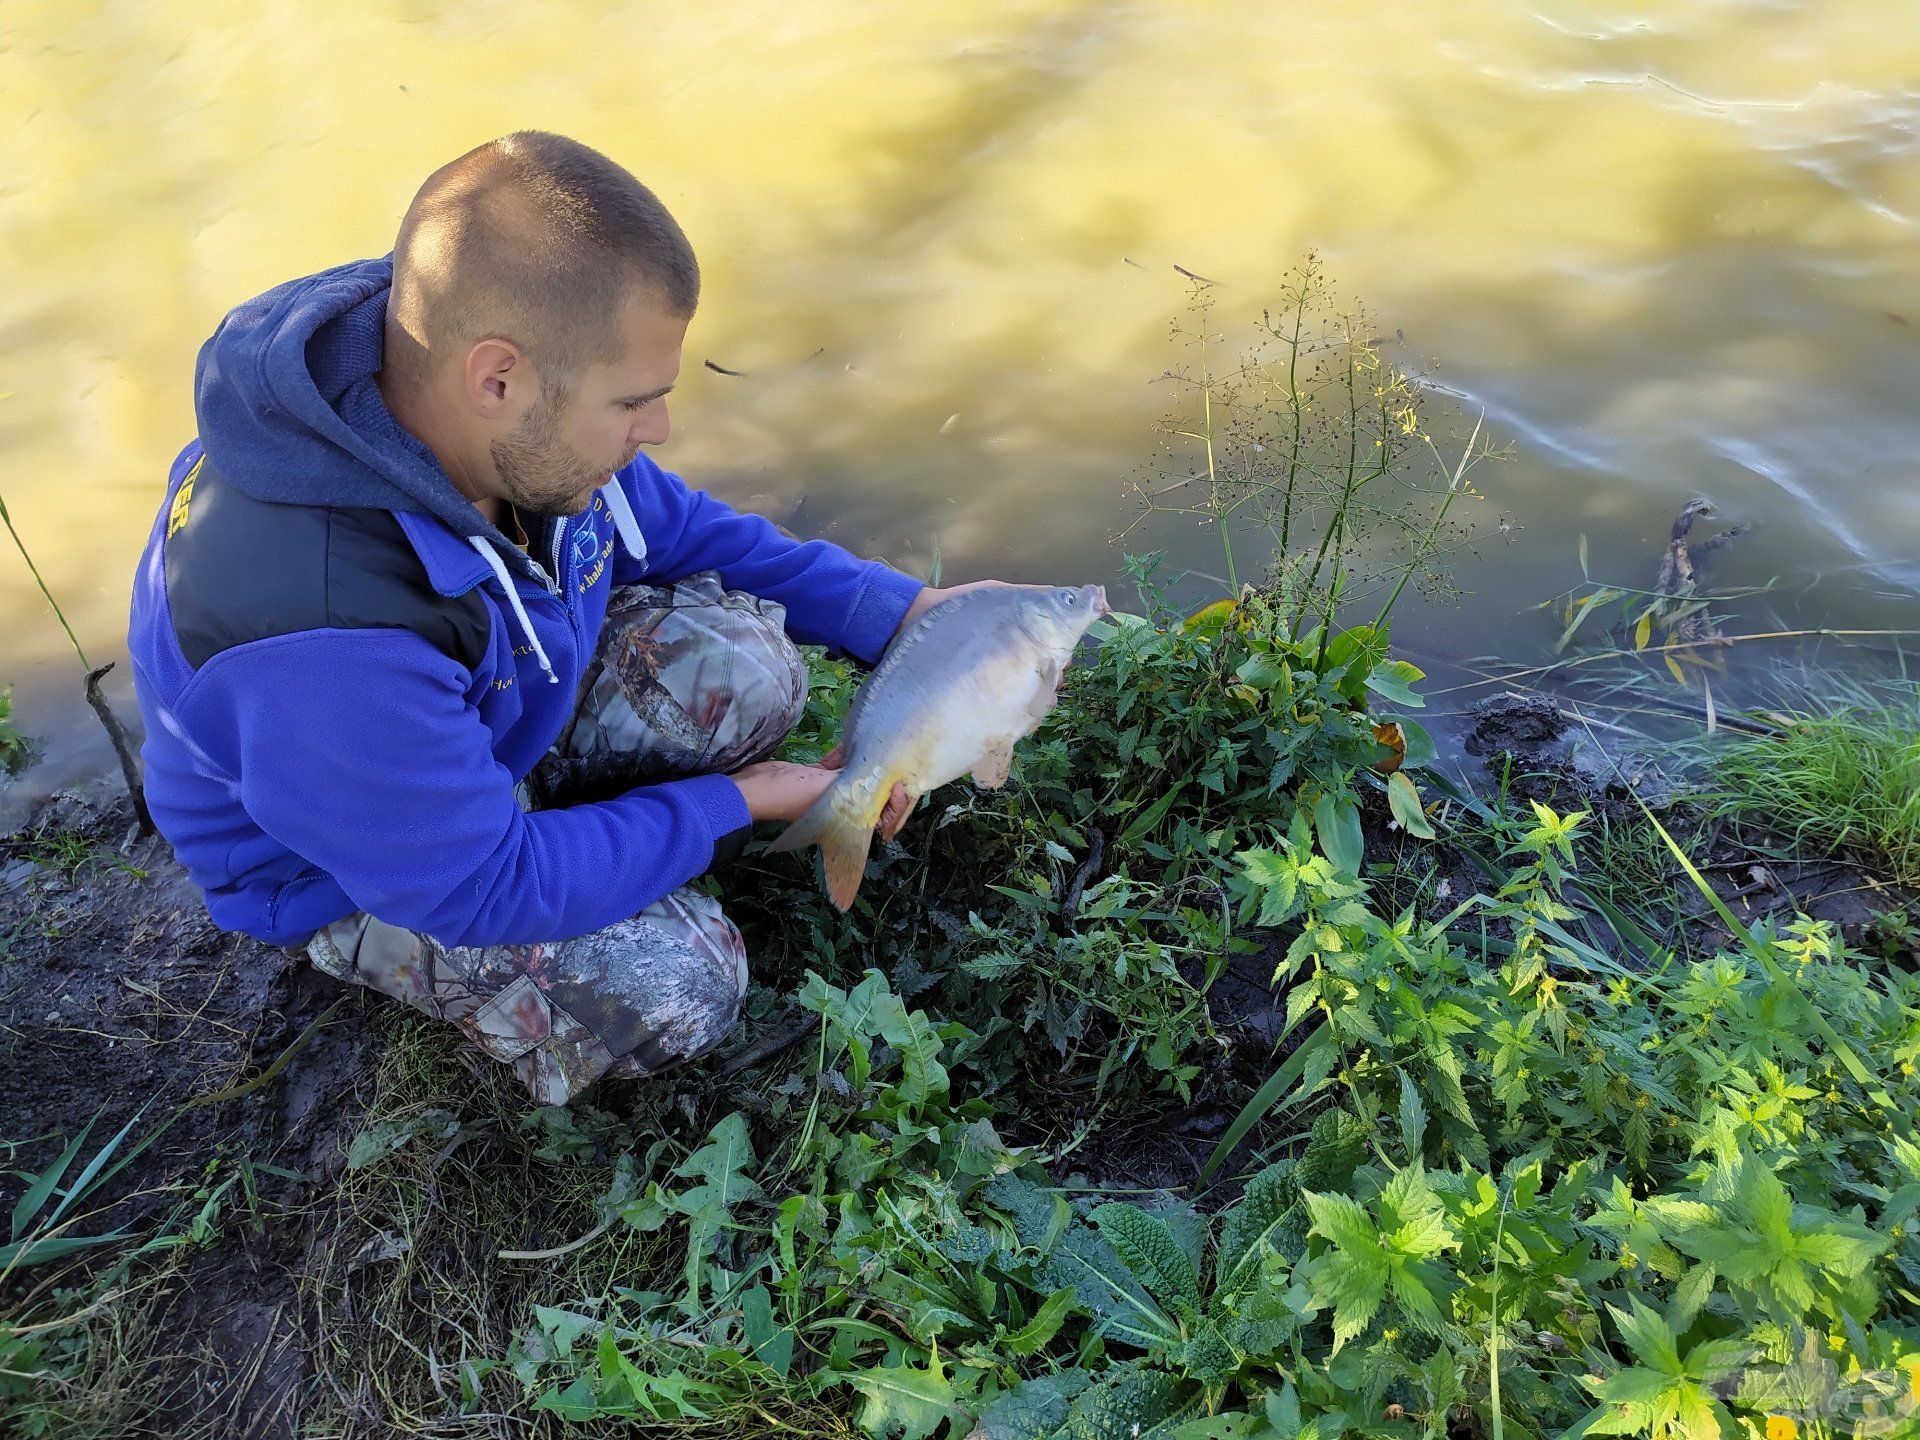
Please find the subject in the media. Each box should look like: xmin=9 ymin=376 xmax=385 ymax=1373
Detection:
xmin=560 ymin=570 xmax=808 ymax=784
xmin=548 ymin=890 xmax=748 ymax=1075
xmin=307 ymin=890 xmax=749 ymax=1103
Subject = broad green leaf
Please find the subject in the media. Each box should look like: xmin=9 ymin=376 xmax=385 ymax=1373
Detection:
xmin=670 ymin=1112 xmax=760 ymax=1298
xmin=1000 ymin=1287 xmax=1077 ymax=1357
xmin=971 ymin=1369 xmax=1090 ymax=1440
xmin=1061 ymin=1366 xmax=1198 ymax=1438
xmin=740 ymin=1285 xmax=793 ymax=1377
xmin=1218 ymin=1160 xmax=1299 ymax=1280
xmin=1119 ymin=788 xmax=1182 ymax=849
xmin=1385 ymin=771 xmax=1436 ymax=839
xmin=1090 ymin=1204 xmax=1201 ymax=1310
xmin=1303 ymin=1191 xmax=1387 ymax=1352
xmin=1396 ymin=1071 xmax=1428 ymax=1166
xmin=1606 ymin=1297 xmax=1682 ymax=1376
xmin=1167 ymin=1413 xmax=1266 ymax=1439
xmin=1379 ymin=1165 xmax=1455 ymax=1260
xmin=1311 ymin=793 xmax=1363 ymax=876
xmin=1039 ymin=1223 xmax=1179 ymax=1349
xmin=843 ymin=1351 xmax=959 ymax=1440
xmin=531 ymin=1305 xmax=600 ymax=1358
xmin=1363 ymin=658 xmax=1427 ymax=708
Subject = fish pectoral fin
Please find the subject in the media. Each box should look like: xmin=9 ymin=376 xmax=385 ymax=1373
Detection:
xmin=1027 ymin=658 xmax=1063 ymax=720
xmin=972 ymin=737 xmax=1015 ymax=790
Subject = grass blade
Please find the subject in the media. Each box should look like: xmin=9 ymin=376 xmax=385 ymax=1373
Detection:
xmin=42 ymin=1100 xmax=155 ymax=1233
xmin=1199 ymin=1022 xmax=1332 ymax=1185
xmin=0 ymin=1228 xmax=134 ymax=1269
xmin=10 ymin=1118 xmax=95 ymax=1241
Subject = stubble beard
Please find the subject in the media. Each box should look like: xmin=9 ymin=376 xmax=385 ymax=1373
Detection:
xmin=490 ymin=391 xmax=605 ymax=518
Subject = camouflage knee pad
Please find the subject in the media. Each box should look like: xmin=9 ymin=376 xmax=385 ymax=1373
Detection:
xmin=308 ymin=888 xmax=748 ymax=1106
xmin=529 ymin=571 xmax=808 ymax=808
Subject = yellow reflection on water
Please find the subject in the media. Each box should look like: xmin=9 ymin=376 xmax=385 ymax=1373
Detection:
xmin=2 ymin=1 xmax=1918 ymax=784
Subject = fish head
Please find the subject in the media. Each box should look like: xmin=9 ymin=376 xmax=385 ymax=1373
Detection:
xmin=1018 ymin=583 xmax=1110 ymax=649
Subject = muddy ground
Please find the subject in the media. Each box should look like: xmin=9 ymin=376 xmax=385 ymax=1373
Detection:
xmin=0 ymin=784 xmax=380 ymax=1439
xmin=2 ymin=697 xmax=1912 ymax=1437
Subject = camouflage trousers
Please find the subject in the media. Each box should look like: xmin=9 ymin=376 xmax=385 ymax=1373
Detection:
xmin=307 ymin=571 xmax=807 ymax=1105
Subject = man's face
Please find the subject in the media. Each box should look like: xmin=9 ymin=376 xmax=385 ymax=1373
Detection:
xmin=490 ymin=292 xmax=688 ymax=518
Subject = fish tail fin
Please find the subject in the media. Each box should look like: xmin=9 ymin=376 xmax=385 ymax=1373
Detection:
xmin=766 ymin=772 xmax=891 ymax=911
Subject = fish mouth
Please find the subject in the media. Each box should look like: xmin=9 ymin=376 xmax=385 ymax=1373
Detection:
xmin=1090 ymin=585 xmax=1111 ymax=617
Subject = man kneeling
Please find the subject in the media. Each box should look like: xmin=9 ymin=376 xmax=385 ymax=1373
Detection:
xmin=128 ymin=132 xmax=977 ymax=1102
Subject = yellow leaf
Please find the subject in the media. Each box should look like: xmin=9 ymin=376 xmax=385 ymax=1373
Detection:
xmin=1182 ymin=599 xmax=1239 ymax=637
xmin=1634 ymin=611 xmax=1653 ymax=651
xmin=1370 ymin=721 xmax=1406 ymax=775
xmin=1664 ymin=654 xmax=1687 ymax=686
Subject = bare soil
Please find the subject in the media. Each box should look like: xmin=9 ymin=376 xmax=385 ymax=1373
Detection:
xmin=0 ymin=785 xmax=379 ymax=1439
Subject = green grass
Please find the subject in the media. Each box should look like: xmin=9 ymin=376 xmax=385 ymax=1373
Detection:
xmin=1703 ymin=682 xmax=1920 ymax=888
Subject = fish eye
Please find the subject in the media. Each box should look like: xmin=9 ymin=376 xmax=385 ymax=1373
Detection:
xmin=1058 ymin=589 xmax=1078 ymax=605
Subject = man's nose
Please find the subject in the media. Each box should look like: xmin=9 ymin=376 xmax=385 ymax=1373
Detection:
xmin=631 ymin=402 xmax=670 ymax=447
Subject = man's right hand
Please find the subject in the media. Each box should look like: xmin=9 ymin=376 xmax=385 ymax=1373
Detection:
xmin=731 ymin=751 xmax=913 ymax=836
xmin=730 ymin=760 xmax=840 ymax=823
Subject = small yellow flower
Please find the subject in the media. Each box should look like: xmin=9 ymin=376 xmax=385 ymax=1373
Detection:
xmin=1765 ymin=1415 xmax=1799 ymax=1440
xmin=1901 ymin=1060 xmax=1915 ymax=1077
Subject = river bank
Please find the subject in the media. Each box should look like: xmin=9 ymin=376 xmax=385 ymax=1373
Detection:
xmin=3 ymin=622 xmax=1915 ymax=1439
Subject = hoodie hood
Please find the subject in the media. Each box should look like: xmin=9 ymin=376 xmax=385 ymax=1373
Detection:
xmin=193 ymin=254 xmax=540 ymax=580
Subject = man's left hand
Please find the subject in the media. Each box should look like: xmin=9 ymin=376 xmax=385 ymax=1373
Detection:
xmin=894 ymin=579 xmax=1014 ymax=641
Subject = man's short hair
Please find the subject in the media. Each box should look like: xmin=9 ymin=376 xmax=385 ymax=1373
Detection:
xmin=388 ymin=132 xmax=698 ymax=395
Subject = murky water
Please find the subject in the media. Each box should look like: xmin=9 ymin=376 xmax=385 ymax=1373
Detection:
xmin=4 ymin=1 xmax=1918 ymax=799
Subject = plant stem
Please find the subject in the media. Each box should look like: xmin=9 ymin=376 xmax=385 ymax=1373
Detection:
xmin=0 ymin=491 xmax=152 ymax=833
xmin=1373 ymin=414 xmax=1484 ymax=629
xmin=0 ymin=496 xmax=91 ymax=671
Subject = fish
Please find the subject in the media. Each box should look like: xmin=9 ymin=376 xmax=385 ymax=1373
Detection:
xmin=768 ymin=583 xmax=1110 ymax=910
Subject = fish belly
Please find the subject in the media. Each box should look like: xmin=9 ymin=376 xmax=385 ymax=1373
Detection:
xmin=896 ymin=647 xmax=1046 ymax=792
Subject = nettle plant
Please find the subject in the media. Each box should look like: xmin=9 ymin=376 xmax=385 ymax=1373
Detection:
xmin=498 ymin=787 xmax=1920 ymax=1439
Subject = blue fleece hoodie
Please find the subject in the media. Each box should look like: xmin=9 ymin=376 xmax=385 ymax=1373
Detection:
xmin=127 ymin=256 xmax=922 ymax=947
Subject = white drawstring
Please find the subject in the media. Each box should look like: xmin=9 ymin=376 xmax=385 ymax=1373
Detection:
xmin=600 ymin=478 xmax=648 ymax=564
xmin=468 ymin=536 xmax=558 ymax=684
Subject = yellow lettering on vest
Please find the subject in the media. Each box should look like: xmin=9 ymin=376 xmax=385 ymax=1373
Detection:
xmin=167 ymin=456 xmax=205 ymax=539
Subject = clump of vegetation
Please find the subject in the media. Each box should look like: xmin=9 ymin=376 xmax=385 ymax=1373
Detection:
xmin=466 ymin=737 xmax=1920 ymax=1440
xmin=1704 ymin=684 xmax=1920 ymax=889
xmin=1125 ymin=258 xmax=1495 ymax=626
xmin=0 ymin=689 xmax=33 ymax=777
xmin=0 ymin=491 xmax=148 ymax=829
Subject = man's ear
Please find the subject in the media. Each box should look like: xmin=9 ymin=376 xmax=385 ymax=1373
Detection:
xmin=462 ymin=338 xmax=524 ymax=419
